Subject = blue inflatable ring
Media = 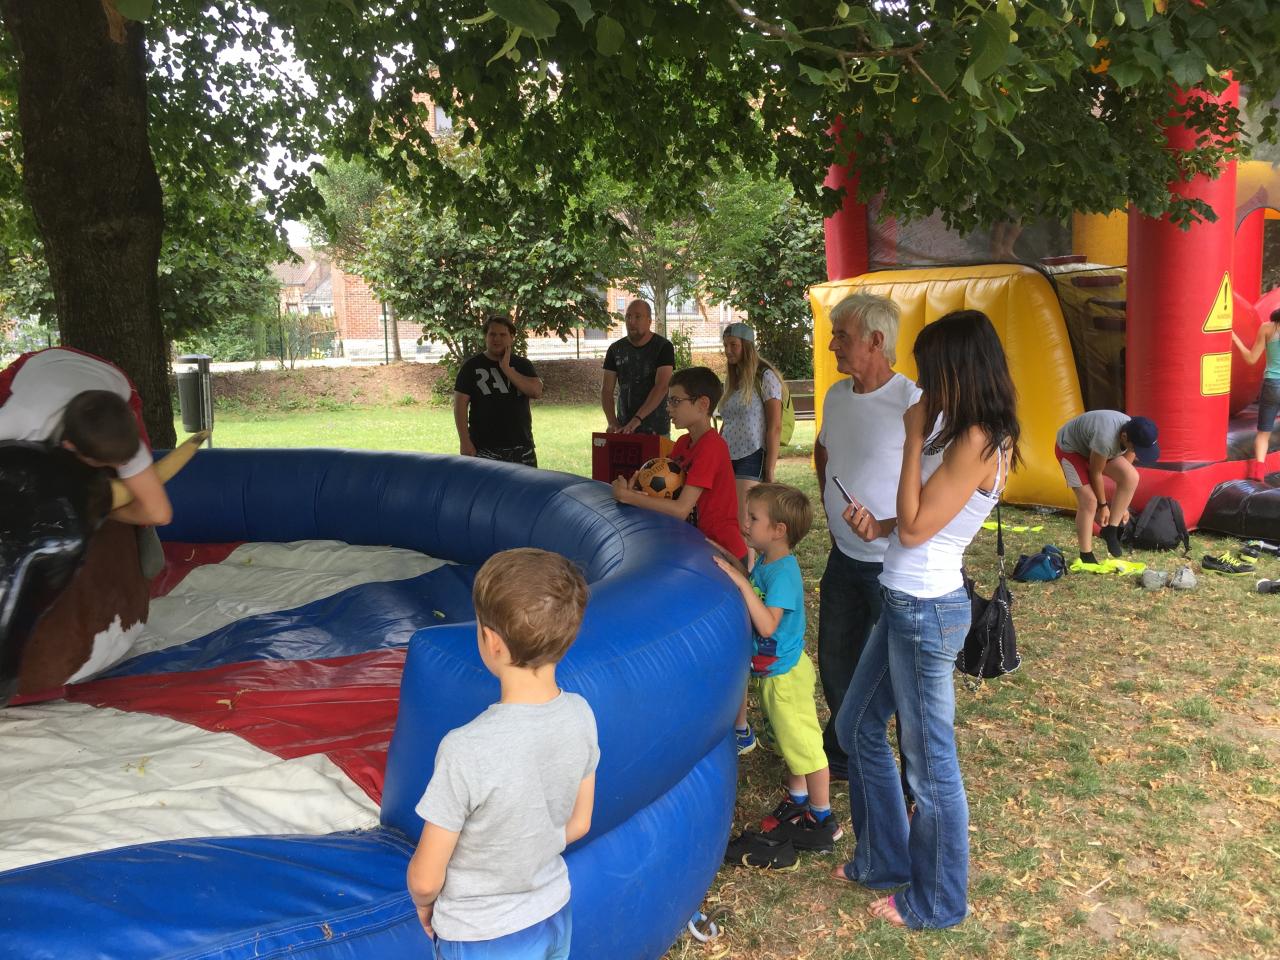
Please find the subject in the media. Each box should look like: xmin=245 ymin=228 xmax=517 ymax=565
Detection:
xmin=0 ymin=449 xmax=747 ymax=960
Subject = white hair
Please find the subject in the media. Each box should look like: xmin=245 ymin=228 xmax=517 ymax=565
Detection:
xmin=829 ymin=292 xmax=900 ymax=364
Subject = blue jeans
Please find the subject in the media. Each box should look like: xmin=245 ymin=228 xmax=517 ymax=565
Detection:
xmin=835 ymin=586 xmax=971 ymax=929
xmin=434 ymin=904 xmax=571 ymax=959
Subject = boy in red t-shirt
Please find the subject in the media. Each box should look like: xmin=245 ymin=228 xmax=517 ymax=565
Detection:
xmin=611 ymin=366 xmax=747 ymax=562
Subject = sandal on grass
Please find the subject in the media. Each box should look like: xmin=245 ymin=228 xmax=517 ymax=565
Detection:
xmin=868 ymin=894 xmax=907 ymax=928
xmin=830 ymin=862 xmax=856 ymax=885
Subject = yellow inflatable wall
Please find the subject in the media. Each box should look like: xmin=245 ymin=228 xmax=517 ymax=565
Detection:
xmin=810 ymin=265 xmax=1084 ymax=509
xmin=1071 ymin=211 xmax=1128 ymax=266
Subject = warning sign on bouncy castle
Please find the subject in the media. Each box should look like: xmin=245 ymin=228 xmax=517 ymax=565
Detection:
xmin=1199 ymin=272 xmax=1233 ymax=396
xmin=1202 ymin=272 xmax=1233 ymax=333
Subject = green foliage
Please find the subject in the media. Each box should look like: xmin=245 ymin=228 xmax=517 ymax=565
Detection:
xmin=0 ymin=185 xmax=283 ymax=345
xmin=330 ymin=0 xmax=1280 ymax=234
xmin=697 ymin=179 xmax=825 ymax=380
xmin=173 ymin=312 xmax=267 ymax=363
xmin=307 ymin=157 xmax=386 ymax=265
xmin=669 ymin=328 xmax=693 ymax=370
xmin=586 ymin=176 xmax=705 ymax=336
xmin=355 ymin=187 xmax=612 ymax=366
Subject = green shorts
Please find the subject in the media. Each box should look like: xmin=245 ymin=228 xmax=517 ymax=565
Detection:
xmin=755 ymin=654 xmax=827 ymax=778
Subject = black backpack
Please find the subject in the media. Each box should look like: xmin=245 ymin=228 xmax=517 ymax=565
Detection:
xmin=1121 ymin=496 xmax=1190 ymax=552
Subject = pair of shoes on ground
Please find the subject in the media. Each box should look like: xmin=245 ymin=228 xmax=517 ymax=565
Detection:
xmin=725 ymin=793 xmax=845 ymax=868
xmin=760 ymin=794 xmax=843 ymax=851
xmin=1141 ymin=566 xmax=1198 ymax=591
xmin=1201 ymin=551 xmax=1256 ymax=576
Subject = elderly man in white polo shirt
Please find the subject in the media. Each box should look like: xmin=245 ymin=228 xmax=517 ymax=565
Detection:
xmin=814 ymin=293 xmax=920 ymax=784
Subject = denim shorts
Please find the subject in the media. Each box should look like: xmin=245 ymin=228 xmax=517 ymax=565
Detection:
xmin=433 ymin=903 xmax=571 ymax=959
xmin=1258 ymin=378 xmax=1280 ymax=433
xmin=731 ymin=447 xmax=765 ymax=480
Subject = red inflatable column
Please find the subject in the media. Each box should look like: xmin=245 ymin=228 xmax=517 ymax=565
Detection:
xmin=1127 ymin=80 xmax=1239 ymax=464
xmin=1234 ymin=207 xmax=1265 ymax=305
xmin=823 ymin=117 xmax=869 ymax=282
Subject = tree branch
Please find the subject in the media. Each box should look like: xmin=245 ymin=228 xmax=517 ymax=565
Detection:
xmin=722 ymin=0 xmax=924 ymax=64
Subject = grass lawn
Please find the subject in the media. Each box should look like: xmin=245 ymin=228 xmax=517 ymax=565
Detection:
xmin=192 ymin=402 xmax=1279 ymax=959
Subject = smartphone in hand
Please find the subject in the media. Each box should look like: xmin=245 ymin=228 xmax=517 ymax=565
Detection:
xmin=832 ymin=476 xmax=863 ymax=510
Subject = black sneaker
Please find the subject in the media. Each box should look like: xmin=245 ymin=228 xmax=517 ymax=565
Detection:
xmin=760 ymin=793 xmax=808 ymax=832
xmin=1258 ymin=579 xmax=1280 ymax=595
xmin=1247 ymin=540 xmax=1280 ymax=557
xmin=766 ymin=811 xmax=844 ymax=853
xmin=1202 ymin=552 xmax=1256 ymax=576
xmin=724 ymin=831 xmax=798 ymax=870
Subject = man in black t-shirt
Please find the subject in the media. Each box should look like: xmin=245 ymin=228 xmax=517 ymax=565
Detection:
xmin=601 ymin=299 xmax=675 ymax=436
xmin=453 ymin=315 xmax=544 ymax=466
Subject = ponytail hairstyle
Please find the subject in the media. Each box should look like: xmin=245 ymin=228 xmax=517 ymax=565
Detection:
xmin=722 ymin=337 xmax=785 ymax=412
xmin=913 ymin=310 xmax=1021 ymax=469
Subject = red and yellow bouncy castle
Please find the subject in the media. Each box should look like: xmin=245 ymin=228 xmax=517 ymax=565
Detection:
xmin=811 ymin=79 xmax=1280 ymax=529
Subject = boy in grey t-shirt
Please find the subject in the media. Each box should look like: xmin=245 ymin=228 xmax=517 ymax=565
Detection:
xmin=407 ymin=548 xmax=599 ymax=959
xmin=1054 ymin=410 xmax=1160 ymax=565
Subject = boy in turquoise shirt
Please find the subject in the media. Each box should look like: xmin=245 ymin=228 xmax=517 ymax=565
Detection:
xmin=713 ymin=483 xmax=841 ymax=852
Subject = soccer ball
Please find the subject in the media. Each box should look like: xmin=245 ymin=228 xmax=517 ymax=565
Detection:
xmin=634 ymin=457 xmax=684 ymax=499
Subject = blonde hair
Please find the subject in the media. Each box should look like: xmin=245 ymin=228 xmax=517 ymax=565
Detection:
xmin=829 ymin=292 xmax=901 ymax=365
xmin=721 ymin=337 xmax=787 ymax=412
xmin=746 ymin=483 xmax=813 ymax=548
xmin=472 ymin=548 xmax=589 ymax=668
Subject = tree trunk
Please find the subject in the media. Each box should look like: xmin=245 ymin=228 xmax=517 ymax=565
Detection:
xmin=0 ymin=0 xmax=173 ymax=446
xmin=651 ymin=275 xmax=668 ymax=337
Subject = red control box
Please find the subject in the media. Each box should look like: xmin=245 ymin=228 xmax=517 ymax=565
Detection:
xmin=591 ymin=432 xmax=674 ymax=483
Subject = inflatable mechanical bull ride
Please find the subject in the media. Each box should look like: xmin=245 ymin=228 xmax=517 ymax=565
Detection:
xmin=0 ymin=434 xmax=206 ymax=704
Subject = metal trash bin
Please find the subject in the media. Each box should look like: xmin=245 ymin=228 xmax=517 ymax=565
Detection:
xmin=175 ymin=354 xmax=213 ymax=443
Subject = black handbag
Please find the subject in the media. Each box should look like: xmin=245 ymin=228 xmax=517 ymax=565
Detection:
xmin=956 ymin=500 xmax=1021 ymax=684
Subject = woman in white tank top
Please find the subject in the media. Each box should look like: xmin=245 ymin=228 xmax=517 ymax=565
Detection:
xmin=830 ymin=310 xmax=1021 ymax=930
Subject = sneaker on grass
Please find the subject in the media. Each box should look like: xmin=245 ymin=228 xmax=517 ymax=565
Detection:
xmin=765 ymin=811 xmax=844 ymax=853
xmin=735 ymin=725 xmax=757 ymax=756
xmin=724 ymin=832 xmax=798 ymax=870
xmin=760 ymin=792 xmax=808 ymax=832
xmin=1202 ymin=552 xmax=1256 ymax=576
xmin=1141 ymin=569 xmax=1170 ymax=591
xmin=1257 ymin=579 xmax=1280 ymax=595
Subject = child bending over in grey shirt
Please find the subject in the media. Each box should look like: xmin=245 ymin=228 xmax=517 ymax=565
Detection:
xmin=407 ymin=547 xmax=599 ymax=960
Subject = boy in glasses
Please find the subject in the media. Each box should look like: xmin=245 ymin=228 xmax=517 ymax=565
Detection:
xmin=611 ymin=366 xmax=746 ymax=563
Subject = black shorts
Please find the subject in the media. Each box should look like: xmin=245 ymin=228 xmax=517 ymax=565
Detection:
xmin=476 ymin=444 xmax=538 ymax=468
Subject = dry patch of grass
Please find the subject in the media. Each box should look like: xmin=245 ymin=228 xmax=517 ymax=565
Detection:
xmin=667 ymin=460 xmax=1279 ymax=960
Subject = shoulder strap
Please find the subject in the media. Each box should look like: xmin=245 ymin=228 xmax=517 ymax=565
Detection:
xmin=993 ymin=443 xmax=1008 ymax=577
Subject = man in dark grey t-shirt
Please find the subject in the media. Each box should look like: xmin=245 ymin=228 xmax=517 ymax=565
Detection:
xmin=600 ymin=300 xmax=675 ymax=437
